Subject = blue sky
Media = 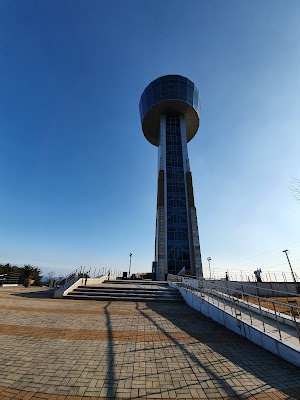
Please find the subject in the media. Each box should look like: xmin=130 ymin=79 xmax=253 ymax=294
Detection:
xmin=0 ymin=0 xmax=300 ymax=279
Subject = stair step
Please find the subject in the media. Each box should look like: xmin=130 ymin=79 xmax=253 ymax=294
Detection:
xmin=66 ymin=294 xmax=184 ymax=302
xmin=65 ymin=280 xmax=182 ymax=302
xmin=76 ymin=287 xmax=178 ymax=294
xmin=103 ymin=280 xmax=168 ymax=285
xmin=70 ymin=290 xmax=181 ymax=298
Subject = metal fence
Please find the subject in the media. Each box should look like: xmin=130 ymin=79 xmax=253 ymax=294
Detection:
xmin=64 ymin=266 xmax=123 ymax=284
xmin=0 ymin=271 xmax=23 ymax=285
xmin=202 ymin=271 xmax=300 ymax=283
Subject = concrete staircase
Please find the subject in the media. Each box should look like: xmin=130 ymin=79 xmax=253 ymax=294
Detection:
xmin=66 ymin=280 xmax=183 ymax=302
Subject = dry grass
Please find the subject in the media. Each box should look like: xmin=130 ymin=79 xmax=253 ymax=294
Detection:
xmin=246 ymin=296 xmax=300 ymax=317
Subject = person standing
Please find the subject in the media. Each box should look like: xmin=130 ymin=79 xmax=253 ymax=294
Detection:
xmin=254 ymin=268 xmax=262 ymax=282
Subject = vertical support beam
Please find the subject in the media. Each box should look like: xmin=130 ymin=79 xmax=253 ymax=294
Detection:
xmin=156 ymin=170 xmax=166 ymax=281
xmin=186 ymin=172 xmax=203 ymax=278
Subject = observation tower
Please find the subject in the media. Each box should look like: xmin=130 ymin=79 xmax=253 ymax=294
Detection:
xmin=139 ymin=75 xmax=203 ymax=280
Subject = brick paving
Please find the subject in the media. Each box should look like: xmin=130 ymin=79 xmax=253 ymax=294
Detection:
xmin=0 ymin=286 xmax=300 ymax=400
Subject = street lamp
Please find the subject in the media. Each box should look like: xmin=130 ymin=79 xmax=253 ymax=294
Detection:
xmin=282 ymin=249 xmax=297 ymax=283
xmin=129 ymin=253 xmax=132 ymax=278
xmin=207 ymin=257 xmax=212 ymax=279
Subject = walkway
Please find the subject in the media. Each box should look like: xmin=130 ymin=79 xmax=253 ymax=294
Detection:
xmin=0 ymin=286 xmax=300 ymax=399
xmin=201 ymin=288 xmax=300 ymax=348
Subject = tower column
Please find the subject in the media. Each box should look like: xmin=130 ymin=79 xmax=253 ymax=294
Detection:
xmin=140 ymin=74 xmax=203 ymax=280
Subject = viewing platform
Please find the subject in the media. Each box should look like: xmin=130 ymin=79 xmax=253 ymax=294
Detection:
xmin=1 ymin=284 xmax=300 ymax=399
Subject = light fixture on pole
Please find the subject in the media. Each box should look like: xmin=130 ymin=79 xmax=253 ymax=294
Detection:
xmin=207 ymin=257 xmax=212 ymax=279
xmin=129 ymin=253 xmax=132 ymax=278
xmin=282 ymin=249 xmax=297 ymax=283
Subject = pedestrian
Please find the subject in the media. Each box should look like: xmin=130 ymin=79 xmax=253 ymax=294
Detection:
xmin=254 ymin=268 xmax=262 ymax=282
xmin=108 ymin=269 xmax=110 ymax=281
xmin=225 ymin=271 xmax=229 ymax=281
xmin=84 ymin=275 xmax=88 ymax=285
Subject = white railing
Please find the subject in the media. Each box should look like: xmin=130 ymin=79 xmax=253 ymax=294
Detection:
xmin=168 ymin=274 xmax=300 ymax=343
xmin=63 ymin=266 xmax=123 ymax=282
xmin=201 ymin=271 xmax=300 ymax=283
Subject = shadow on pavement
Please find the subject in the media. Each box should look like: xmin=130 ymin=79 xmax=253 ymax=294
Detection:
xmin=103 ymin=301 xmax=117 ymax=398
xmin=11 ymin=288 xmax=55 ymax=299
xmin=143 ymin=301 xmax=300 ymax=399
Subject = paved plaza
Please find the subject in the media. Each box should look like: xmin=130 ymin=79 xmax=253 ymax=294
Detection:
xmin=0 ymin=286 xmax=300 ymax=400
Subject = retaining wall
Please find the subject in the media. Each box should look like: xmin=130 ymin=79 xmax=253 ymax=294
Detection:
xmin=53 ymin=276 xmax=113 ymax=298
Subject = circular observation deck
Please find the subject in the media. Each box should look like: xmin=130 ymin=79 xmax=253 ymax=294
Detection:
xmin=139 ymin=75 xmax=201 ymax=146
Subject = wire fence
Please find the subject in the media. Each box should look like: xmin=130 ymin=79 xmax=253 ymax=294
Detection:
xmin=63 ymin=266 xmax=123 ymax=284
xmin=202 ymin=270 xmax=300 ymax=283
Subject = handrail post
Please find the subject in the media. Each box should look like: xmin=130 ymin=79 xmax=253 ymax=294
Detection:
xmin=272 ymin=301 xmax=282 ymax=341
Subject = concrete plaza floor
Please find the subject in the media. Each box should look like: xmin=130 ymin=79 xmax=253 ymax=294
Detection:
xmin=0 ymin=286 xmax=300 ymax=400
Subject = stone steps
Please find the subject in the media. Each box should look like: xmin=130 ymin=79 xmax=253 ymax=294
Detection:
xmin=67 ymin=281 xmax=183 ymax=302
xmin=104 ymin=280 xmax=168 ymax=286
xmin=67 ymin=294 xmax=184 ymax=302
xmin=75 ymin=286 xmax=178 ymax=294
xmin=71 ymin=290 xmax=182 ymax=299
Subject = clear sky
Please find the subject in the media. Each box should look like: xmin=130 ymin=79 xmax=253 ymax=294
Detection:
xmin=0 ymin=0 xmax=300 ymax=280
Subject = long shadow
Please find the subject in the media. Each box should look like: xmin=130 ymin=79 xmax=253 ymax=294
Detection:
xmin=143 ymin=301 xmax=300 ymax=399
xmin=135 ymin=302 xmax=243 ymax=399
xmin=10 ymin=288 xmax=55 ymax=299
xmin=103 ymin=301 xmax=116 ymax=397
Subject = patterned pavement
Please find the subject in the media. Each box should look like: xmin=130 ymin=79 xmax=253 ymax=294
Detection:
xmin=0 ymin=286 xmax=300 ymax=400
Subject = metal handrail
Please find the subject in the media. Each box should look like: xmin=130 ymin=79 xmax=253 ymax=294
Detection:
xmin=200 ymin=271 xmax=300 ymax=283
xmin=176 ymin=274 xmax=300 ymax=297
xmin=215 ymin=280 xmax=300 ymax=298
xmin=169 ymin=275 xmax=300 ymax=343
xmin=65 ymin=266 xmax=83 ymax=283
xmin=64 ymin=266 xmax=123 ymax=283
xmin=181 ymin=279 xmax=300 ymax=315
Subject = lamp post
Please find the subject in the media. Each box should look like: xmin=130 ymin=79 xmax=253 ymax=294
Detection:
xmin=207 ymin=257 xmax=212 ymax=280
xmin=282 ymin=249 xmax=297 ymax=283
xmin=129 ymin=253 xmax=132 ymax=278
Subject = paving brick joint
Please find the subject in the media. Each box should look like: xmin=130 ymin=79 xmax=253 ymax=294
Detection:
xmin=0 ymin=286 xmax=300 ymax=400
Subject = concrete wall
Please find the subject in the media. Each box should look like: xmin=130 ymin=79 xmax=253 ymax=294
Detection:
xmin=169 ymin=281 xmax=300 ymax=368
xmin=54 ymin=276 xmax=110 ymax=298
xmin=0 ymin=284 xmax=22 ymax=287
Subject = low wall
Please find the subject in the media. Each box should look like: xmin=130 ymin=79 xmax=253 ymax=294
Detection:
xmin=0 ymin=284 xmax=22 ymax=287
xmin=53 ymin=276 xmax=111 ymax=298
xmin=169 ymin=281 xmax=300 ymax=368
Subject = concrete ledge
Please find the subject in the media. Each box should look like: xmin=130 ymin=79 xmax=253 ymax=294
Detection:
xmin=54 ymin=276 xmax=110 ymax=298
xmin=0 ymin=284 xmax=23 ymax=287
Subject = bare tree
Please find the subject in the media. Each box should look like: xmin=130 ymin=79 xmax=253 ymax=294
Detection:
xmin=290 ymin=177 xmax=300 ymax=203
xmin=47 ymin=271 xmax=55 ymax=285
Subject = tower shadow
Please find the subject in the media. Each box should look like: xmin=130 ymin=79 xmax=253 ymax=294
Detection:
xmin=141 ymin=301 xmax=300 ymax=399
xmin=103 ymin=301 xmax=117 ymax=397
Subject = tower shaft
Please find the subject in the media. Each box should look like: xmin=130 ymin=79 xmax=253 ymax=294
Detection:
xmin=155 ymin=113 xmax=202 ymax=280
xmin=139 ymin=74 xmax=203 ymax=281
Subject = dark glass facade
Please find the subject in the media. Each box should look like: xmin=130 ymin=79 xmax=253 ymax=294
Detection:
xmin=165 ymin=113 xmax=190 ymax=274
xmin=139 ymin=75 xmax=200 ymax=123
xmin=140 ymin=74 xmax=203 ymax=280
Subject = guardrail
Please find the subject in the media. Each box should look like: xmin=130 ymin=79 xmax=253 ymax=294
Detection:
xmin=201 ymin=271 xmax=300 ymax=283
xmin=0 ymin=271 xmax=22 ymax=285
xmin=58 ymin=266 xmax=123 ymax=289
xmin=63 ymin=266 xmax=123 ymax=283
xmin=168 ymin=274 xmax=300 ymax=344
